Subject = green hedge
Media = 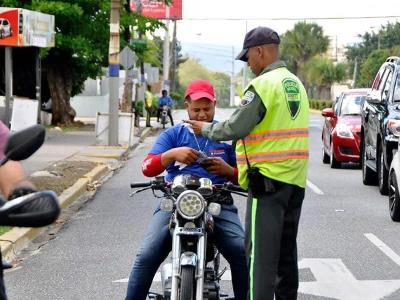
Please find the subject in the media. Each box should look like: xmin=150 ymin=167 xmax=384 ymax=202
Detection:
xmin=309 ymin=99 xmax=333 ymax=110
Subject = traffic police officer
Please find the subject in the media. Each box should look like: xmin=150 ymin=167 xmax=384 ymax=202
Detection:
xmin=185 ymin=26 xmax=309 ymax=300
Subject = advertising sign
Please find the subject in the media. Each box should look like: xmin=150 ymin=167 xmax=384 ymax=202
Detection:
xmin=0 ymin=7 xmax=55 ymax=47
xmin=0 ymin=8 xmax=18 ymax=46
xmin=130 ymin=0 xmax=182 ymax=20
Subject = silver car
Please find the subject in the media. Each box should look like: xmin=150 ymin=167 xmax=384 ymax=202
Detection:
xmin=389 ymin=143 xmax=400 ymax=221
xmin=0 ymin=18 xmax=12 ymax=39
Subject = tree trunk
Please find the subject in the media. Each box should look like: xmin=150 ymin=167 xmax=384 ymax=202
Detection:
xmin=47 ymin=64 xmax=76 ymax=126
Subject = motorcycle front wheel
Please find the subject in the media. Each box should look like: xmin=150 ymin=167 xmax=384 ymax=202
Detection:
xmin=180 ymin=266 xmax=195 ymax=300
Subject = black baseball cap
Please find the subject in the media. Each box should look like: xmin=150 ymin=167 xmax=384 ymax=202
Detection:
xmin=236 ymin=26 xmax=280 ymax=62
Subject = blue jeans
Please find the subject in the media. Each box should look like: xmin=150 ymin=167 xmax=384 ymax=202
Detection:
xmin=125 ymin=204 xmax=248 ymax=300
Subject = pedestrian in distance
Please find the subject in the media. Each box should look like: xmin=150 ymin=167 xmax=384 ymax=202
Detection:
xmin=184 ymin=26 xmax=310 ymax=300
xmin=157 ymin=89 xmax=174 ymax=126
xmin=125 ymin=79 xmax=248 ymax=300
xmin=144 ymin=85 xmax=154 ymax=128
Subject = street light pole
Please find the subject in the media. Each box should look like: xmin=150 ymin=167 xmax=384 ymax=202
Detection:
xmin=162 ymin=6 xmax=171 ymax=92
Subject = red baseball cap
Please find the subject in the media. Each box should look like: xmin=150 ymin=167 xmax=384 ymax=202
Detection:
xmin=185 ymin=80 xmax=216 ymax=102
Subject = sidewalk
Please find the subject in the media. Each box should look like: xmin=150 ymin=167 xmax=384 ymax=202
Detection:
xmin=1 ymin=121 xmax=154 ymax=262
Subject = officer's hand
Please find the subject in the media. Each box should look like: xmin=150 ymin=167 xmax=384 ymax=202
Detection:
xmin=183 ymin=120 xmax=204 ymax=135
xmin=201 ymin=157 xmax=234 ymax=178
xmin=171 ymin=147 xmax=199 ymax=165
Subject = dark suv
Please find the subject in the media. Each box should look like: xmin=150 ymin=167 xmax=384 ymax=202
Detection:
xmin=361 ymin=56 xmax=400 ymax=195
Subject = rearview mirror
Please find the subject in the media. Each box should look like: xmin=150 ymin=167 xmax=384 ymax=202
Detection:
xmin=366 ymin=90 xmax=382 ymax=104
xmin=2 ymin=125 xmax=45 ymax=165
xmin=321 ymin=108 xmax=335 ymax=118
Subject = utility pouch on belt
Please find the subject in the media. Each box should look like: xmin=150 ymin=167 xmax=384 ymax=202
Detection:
xmin=247 ymin=167 xmax=276 ymax=196
xmin=242 ymin=139 xmax=276 ymax=196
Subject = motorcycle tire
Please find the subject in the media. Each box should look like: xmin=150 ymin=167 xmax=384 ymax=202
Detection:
xmin=180 ymin=266 xmax=195 ymax=300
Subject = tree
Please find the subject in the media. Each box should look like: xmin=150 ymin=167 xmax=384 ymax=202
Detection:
xmin=2 ymin=0 xmax=169 ymax=126
xmin=303 ymin=56 xmax=347 ymax=99
xmin=346 ymin=21 xmax=400 ymax=87
xmin=178 ymin=58 xmax=212 ymax=88
xmin=210 ymin=72 xmax=230 ymax=107
xmin=280 ymin=22 xmax=330 ymax=79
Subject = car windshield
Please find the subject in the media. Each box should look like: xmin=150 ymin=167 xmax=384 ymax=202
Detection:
xmin=339 ymin=94 xmax=365 ymax=116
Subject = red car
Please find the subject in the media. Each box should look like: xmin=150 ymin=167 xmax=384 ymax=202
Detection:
xmin=321 ymin=88 xmax=369 ymax=168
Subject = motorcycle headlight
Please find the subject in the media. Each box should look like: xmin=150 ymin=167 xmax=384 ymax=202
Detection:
xmin=336 ymin=123 xmax=353 ymax=138
xmin=176 ymin=190 xmax=205 ymax=220
xmin=388 ymin=119 xmax=400 ymax=137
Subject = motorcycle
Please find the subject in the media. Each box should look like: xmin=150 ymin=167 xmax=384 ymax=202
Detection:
xmin=0 ymin=125 xmax=60 ymax=267
xmin=130 ymin=174 xmax=247 ymax=300
xmin=160 ymin=105 xmax=169 ymax=129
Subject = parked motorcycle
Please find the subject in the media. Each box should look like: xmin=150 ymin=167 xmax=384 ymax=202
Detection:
xmin=130 ymin=175 xmax=246 ymax=300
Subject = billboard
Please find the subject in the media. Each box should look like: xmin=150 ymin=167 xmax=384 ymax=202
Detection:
xmin=130 ymin=0 xmax=182 ymax=20
xmin=0 ymin=7 xmax=55 ymax=47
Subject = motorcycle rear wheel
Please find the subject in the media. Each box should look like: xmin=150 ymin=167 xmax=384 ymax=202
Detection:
xmin=180 ymin=266 xmax=195 ymax=300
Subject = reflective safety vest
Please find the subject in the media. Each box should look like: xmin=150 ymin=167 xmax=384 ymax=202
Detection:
xmin=236 ymin=67 xmax=309 ymax=188
xmin=145 ymin=91 xmax=153 ymax=108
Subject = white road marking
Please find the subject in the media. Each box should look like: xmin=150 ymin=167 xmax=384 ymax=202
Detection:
xmin=306 ymin=179 xmax=324 ymax=195
xmin=365 ymin=233 xmax=400 ymax=266
xmin=113 ymin=270 xmax=232 ymax=283
xmin=298 ymin=258 xmax=400 ymax=299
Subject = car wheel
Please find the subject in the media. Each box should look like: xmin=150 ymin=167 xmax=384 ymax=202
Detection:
xmin=330 ymin=141 xmax=340 ymax=169
xmin=378 ymin=148 xmax=389 ymax=195
xmin=362 ymin=141 xmax=377 ymax=185
xmin=389 ymin=171 xmax=400 ymax=222
xmin=322 ymin=146 xmax=329 ymax=164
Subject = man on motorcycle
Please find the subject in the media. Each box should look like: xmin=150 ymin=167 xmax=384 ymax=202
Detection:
xmin=125 ymin=80 xmax=248 ymax=300
xmin=0 ymin=121 xmax=37 ymax=299
xmin=157 ymin=89 xmax=174 ymax=126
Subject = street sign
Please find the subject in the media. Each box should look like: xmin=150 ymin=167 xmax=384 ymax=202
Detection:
xmin=119 ymin=46 xmax=137 ymax=75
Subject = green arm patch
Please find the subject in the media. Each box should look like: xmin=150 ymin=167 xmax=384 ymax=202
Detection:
xmin=282 ymin=78 xmax=301 ymax=119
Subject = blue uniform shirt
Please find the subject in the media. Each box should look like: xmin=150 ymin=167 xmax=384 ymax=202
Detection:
xmin=149 ymin=123 xmax=236 ymax=184
xmin=158 ymin=96 xmax=173 ymax=107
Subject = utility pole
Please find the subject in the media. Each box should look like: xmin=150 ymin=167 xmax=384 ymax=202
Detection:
xmin=108 ymin=0 xmax=120 ymax=145
xmin=352 ymin=57 xmax=358 ymax=88
xmin=162 ymin=5 xmax=170 ymax=92
xmin=242 ymin=20 xmax=248 ymax=91
xmin=169 ymin=20 xmax=177 ymax=93
xmin=230 ymin=46 xmax=235 ymax=107
xmin=4 ymin=47 xmax=12 ymax=127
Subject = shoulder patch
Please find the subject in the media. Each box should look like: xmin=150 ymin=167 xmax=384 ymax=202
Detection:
xmin=240 ymin=90 xmax=255 ymax=106
xmin=282 ymin=78 xmax=301 ymax=119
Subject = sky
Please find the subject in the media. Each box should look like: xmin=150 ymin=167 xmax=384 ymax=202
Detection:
xmin=157 ymin=0 xmax=400 ymax=73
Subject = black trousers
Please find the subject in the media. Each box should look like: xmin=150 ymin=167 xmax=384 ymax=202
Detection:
xmin=245 ymin=178 xmax=305 ymax=300
xmin=145 ymin=107 xmax=152 ymax=127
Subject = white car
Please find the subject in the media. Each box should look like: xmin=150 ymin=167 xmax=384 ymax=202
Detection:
xmin=0 ymin=18 xmax=12 ymax=39
xmin=389 ymin=146 xmax=400 ymax=221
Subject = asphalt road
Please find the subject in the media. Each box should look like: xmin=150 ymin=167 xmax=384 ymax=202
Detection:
xmin=5 ymin=110 xmax=400 ymax=300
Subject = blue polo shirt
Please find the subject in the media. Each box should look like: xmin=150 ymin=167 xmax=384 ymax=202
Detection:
xmin=149 ymin=123 xmax=236 ymax=184
xmin=158 ymin=96 xmax=173 ymax=107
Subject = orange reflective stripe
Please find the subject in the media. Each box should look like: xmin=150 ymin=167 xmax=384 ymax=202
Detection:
xmin=237 ymin=128 xmax=309 ymax=144
xmin=237 ymin=150 xmax=309 ymax=164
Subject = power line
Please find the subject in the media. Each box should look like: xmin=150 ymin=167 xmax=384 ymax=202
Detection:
xmin=179 ymin=15 xmax=400 ymax=21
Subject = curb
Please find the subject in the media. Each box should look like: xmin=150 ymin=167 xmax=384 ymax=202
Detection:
xmin=0 ymin=127 xmax=152 ymax=262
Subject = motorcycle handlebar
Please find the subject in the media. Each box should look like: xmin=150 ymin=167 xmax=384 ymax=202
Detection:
xmin=130 ymin=182 xmax=152 ymax=188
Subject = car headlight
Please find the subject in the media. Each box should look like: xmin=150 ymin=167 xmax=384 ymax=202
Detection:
xmin=336 ymin=123 xmax=353 ymax=138
xmin=388 ymin=119 xmax=400 ymax=137
xmin=176 ymin=190 xmax=205 ymax=220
